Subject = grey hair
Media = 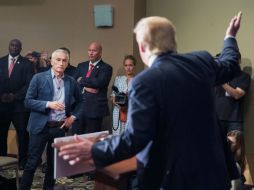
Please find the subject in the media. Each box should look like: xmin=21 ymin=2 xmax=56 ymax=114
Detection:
xmin=51 ymin=49 xmax=69 ymax=61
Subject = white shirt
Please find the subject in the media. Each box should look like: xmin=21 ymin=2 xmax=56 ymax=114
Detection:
xmin=148 ymin=54 xmax=158 ymax=67
xmin=89 ymin=59 xmax=101 ymax=68
xmin=8 ymin=54 xmax=19 ymax=68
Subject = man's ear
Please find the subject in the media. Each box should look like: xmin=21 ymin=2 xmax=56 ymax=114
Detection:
xmin=140 ymin=42 xmax=146 ymax=53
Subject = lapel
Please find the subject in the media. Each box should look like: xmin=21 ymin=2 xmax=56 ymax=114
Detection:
xmin=45 ymin=70 xmax=71 ymax=102
xmin=91 ymin=60 xmax=102 ymax=77
xmin=45 ymin=70 xmax=71 ymax=116
xmin=45 ymin=70 xmax=54 ymax=98
xmin=63 ymin=76 xmax=70 ymax=104
xmin=3 ymin=56 xmax=9 ymax=78
xmin=63 ymin=76 xmax=71 ymax=117
xmin=84 ymin=62 xmax=89 ymax=74
xmin=10 ymin=56 xmax=23 ymax=78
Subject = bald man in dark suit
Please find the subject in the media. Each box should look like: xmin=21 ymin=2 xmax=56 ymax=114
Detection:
xmin=74 ymin=42 xmax=112 ymax=134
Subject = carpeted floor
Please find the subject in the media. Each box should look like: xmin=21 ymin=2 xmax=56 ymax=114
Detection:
xmin=0 ymin=165 xmax=94 ymax=190
xmin=2 ymin=167 xmax=254 ymax=190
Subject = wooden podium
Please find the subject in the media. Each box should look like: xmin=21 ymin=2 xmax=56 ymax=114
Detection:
xmin=94 ymin=157 xmax=137 ymax=190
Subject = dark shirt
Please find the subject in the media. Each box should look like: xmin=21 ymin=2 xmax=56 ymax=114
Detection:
xmin=36 ymin=65 xmax=50 ymax=73
xmin=64 ymin=64 xmax=76 ymax=77
xmin=215 ymin=71 xmax=250 ymax=122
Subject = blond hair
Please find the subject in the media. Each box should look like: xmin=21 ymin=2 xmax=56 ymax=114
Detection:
xmin=134 ymin=16 xmax=177 ymax=55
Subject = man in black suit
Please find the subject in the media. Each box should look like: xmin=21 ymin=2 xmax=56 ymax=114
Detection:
xmin=0 ymin=39 xmax=34 ymax=169
xmin=55 ymin=12 xmax=242 ymax=190
xmin=74 ymin=42 xmax=112 ymax=133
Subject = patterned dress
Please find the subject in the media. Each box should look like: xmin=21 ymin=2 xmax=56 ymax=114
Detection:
xmin=112 ymin=75 xmax=129 ymax=136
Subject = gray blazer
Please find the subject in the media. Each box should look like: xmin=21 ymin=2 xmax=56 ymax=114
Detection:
xmin=25 ymin=69 xmax=82 ymax=134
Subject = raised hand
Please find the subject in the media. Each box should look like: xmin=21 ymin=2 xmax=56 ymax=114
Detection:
xmin=226 ymin=11 xmax=242 ymax=37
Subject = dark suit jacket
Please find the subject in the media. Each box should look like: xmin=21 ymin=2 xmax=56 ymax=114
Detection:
xmin=25 ymin=69 xmax=82 ymax=135
xmin=91 ymin=38 xmax=241 ymax=190
xmin=64 ymin=64 xmax=77 ymax=77
xmin=215 ymin=70 xmax=251 ymax=122
xmin=0 ymin=55 xmax=34 ymax=112
xmin=75 ymin=60 xmax=112 ymax=118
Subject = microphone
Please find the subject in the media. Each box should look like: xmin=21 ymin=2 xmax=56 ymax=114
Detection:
xmin=112 ymin=85 xmax=119 ymax=93
xmin=112 ymin=85 xmax=127 ymax=106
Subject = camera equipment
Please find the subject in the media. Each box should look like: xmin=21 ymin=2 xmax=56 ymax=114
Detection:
xmin=112 ymin=85 xmax=128 ymax=107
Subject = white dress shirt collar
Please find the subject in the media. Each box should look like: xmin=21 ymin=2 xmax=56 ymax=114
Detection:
xmin=8 ymin=54 xmax=19 ymax=63
xmin=148 ymin=54 xmax=158 ymax=67
xmin=89 ymin=59 xmax=101 ymax=67
xmin=50 ymin=68 xmax=64 ymax=79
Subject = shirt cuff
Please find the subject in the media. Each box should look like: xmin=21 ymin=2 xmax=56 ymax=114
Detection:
xmin=224 ymin=35 xmax=235 ymax=40
xmin=71 ymin=115 xmax=77 ymax=121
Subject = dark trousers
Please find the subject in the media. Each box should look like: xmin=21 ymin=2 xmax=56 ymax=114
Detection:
xmin=72 ymin=116 xmax=103 ymax=135
xmin=84 ymin=116 xmax=103 ymax=133
xmin=19 ymin=125 xmax=65 ymax=190
xmin=0 ymin=111 xmax=29 ymax=167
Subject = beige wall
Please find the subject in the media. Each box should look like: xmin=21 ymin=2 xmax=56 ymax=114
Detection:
xmin=0 ymin=0 xmax=146 ymax=130
xmin=0 ymin=0 xmax=144 ymax=77
xmin=133 ymin=0 xmax=147 ymax=72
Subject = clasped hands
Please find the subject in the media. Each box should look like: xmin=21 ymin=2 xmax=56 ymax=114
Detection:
xmin=83 ymin=87 xmax=98 ymax=94
xmin=1 ymin=93 xmax=15 ymax=103
xmin=77 ymin=77 xmax=98 ymax=94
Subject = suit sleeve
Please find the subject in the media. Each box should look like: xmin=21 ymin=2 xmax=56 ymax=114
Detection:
xmin=91 ymin=77 xmax=157 ymax=168
xmin=214 ymin=37 xmax=241 ymax=85
xmin=24 ymin=75 xmax=48 ymax=112
xmin=234 ymin=72 xmax=251 ymax=93
xmin=73 ymin=63 xmax=83 ymax=80
xmin=70 ymin=80 xmax=83 ymax=120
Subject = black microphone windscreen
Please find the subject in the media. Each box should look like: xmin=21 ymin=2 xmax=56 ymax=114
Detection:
xmin=112 ymin=85 xmax=119 ymax=93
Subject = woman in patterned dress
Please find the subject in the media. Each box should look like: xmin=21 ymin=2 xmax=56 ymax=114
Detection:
xmin=111 ymin=55 xmax=136 ymax=135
